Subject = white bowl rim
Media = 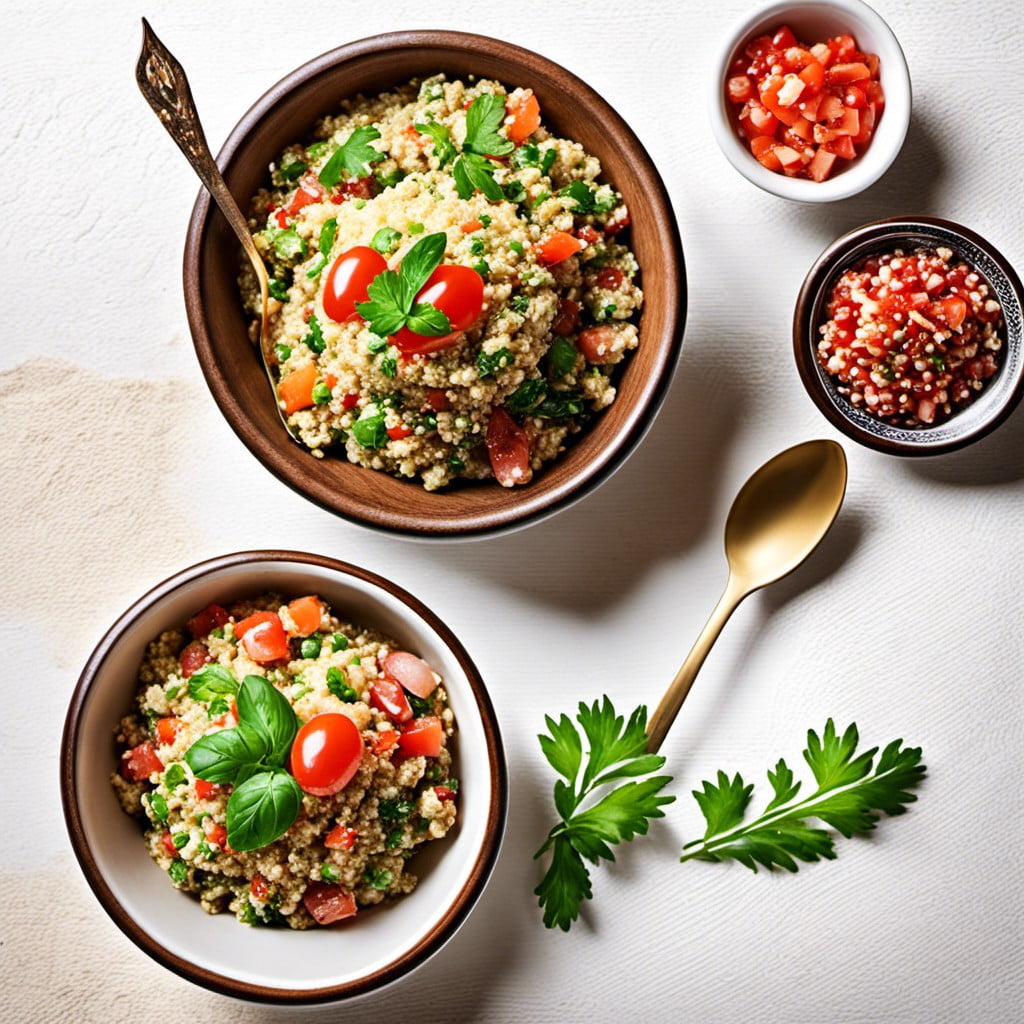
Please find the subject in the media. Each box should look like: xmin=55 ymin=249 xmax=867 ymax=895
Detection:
xmin=59 ymin=550 xmax=508 ymax=1005
xmin=707 ymin=0 xmax=912 ymax=203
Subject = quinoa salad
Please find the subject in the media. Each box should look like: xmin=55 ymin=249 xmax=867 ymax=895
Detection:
xmin=242 ymin=73 xmax=643 ymax=490
xmin=112 ymin=594 xmax=458 ymax=929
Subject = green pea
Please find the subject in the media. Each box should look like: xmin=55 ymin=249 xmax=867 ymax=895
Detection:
xmin=300 ymin=635 xmax=322 ymax=659
xmin=312 ymin=382 xmax=332 ymax=405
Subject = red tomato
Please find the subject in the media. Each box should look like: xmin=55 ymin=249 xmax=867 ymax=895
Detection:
xmin=485 ymin=407 xmax=532 ymax=487
xmin=370 ymin=730 xmax=400 ymax=756
xmin=391 ymin=265 xmax=485 ymax=354
xmin=382 ymin=651 xmax=438 ymax=698
xmin=426 ymin=388 xmax=451 ymax=412
xmin=387 ymin=424 xmax=413 ymax=441
xmin=120 ymin=742 xmax=163 ymax=781
xmin=940 ymin=296 xmax=968 ymax=331
xmin=369 ymin=678 xmax=414 ymax=723
xmin=435 ymin=785 xmax=456 ymax=802
xmin=204 ymin=820 xmax=228 ymax=848
xmin=195 ymin=778 xmax=219 ymax=801
xmin=284 ymin=177 xmax=326 ymax=217
xmin=303 ymin=882 xmax=357 ymax=925
xmin=324 ymin=825 xmax=358 ymax=851
xmin=161 ymin=832 xmax=177 ymax=856
xmin=594 ymin=267 xmax=624 ymax=290
xmin=398 ymin=716 xmax=443 ymax=758
xmin=235 ymin=612 xmax=290 ymax=664
xmin=286 ymin=596 xmax=323 ymax=637
xmin=155 ymin=717 xmax=186 ymax=746
xmin=534 ymin=231 xmax=584 ymax=266
xmin=342 ymin=392 xmax=360 ymax=410
xmin=577 ymin=325 xmax=620 ymax=364
xmin=551 ymin=298 xmax=581 ymax=337
xmin=506 ymin=92 xmax=541 ymax=145
xmin=461 ymin=219 xmax=483 ymax=233
xmin=576 ymin=224 xmax=601 ymax=245
xmin=187 ymin=603 xmax=229 ymax=639
xmin=323 ymin=246 xmax=388 ymax=323
xmin=727 ymin=75 xmax=755 ymax=103
xmin=604 ymin=208 xmax=630 ymax=236
xmin=290 ymin=713 xmax=363 ymax=796
xmin=250 ymin=874 xmax=269 ymax=901
xmin=179 ymin=641 xmax=211 ymax=678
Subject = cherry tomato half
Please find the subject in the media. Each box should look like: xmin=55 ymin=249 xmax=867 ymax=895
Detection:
xmin=369 ymin=678 xmax=413 ymax=723
xmin=382 ymin=651 xmax=438 ymax=699
xmin=236 ymin=611 xmax=290 ymax=664
xmin=485 ymin=407 xmax=533 ymax=487
xmin=323 ymin=246 xmax=387 ymax=323
xmin=290 ymin=713 xmax=363 ymax=796
xmin=392 ymin=265 xmax=485 ymax=354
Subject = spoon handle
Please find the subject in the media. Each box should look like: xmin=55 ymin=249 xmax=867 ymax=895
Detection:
xmin=135 ymin=20 xmax=270 ymax=332
xmin=645 ymin=578 xmax=747 ymax=753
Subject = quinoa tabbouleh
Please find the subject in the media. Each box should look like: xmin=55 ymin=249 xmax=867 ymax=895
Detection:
xmin=242 ymin=73 xmax=642 ymax=490
xmin=112 ymin=594 xmax=458 ymax=929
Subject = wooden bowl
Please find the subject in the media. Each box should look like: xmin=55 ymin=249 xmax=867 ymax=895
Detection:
xmin=183 ymin=30 xmax=686 ymax=537
xmin=793 ymin=217 xmax=1024 ymax=455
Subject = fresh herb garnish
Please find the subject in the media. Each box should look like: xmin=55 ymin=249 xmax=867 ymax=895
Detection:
xmin=148 ymin=792 xmax=169 ymax=822
xmin=380 ymin=351 xmax=398 ymax=378
xmin=379 ymin=798 xmax=414 ymax=823
xmin=277 ymin=152 xmax=307 ymax=182
xmin=408 ymin=693 xmax=434 ymax=717
xmin=306 ymin=217 xmax=338 ymax=278
xmin=351 ymin=404 xmax=389 ymax=449
xmin=172 ymin=831 xmax=189 ymax=850
xmin=364 ymin=866 xmax=393 ymax=890
xmin=272 ymin=227 xmax=307 ymax=262
xmin=506 ymin=379 xmax=547 ymax=413
xmin=558 ymin=180 xmax=616 ymax=215
xmin=535 ymin=697 xmax=674 ymax=931
xmin=303 ymin=314 xmax=325 ymax=355
xmin=318 ymin=125 xmax=384 ymax=187
xmin=326 ymin=666 xmax=357 ymax=703
xmin=207 ymin=696 xmax=231 ymax=719
xmin=548 ymin=337 xmax=577 ymax=377
xmin=268 ymin=277 xmax=289 ymax=302
xmin=163 ymin=764 xmax=187 ymax=789
xmin=355 ymin=232 xmax=452 ymax=338
xmin=184 ymin=676 xmax=302 ymax=852
xmin=477 ymin=347 xmax=513 ymax=378
xmin=168 ymin=860 xmax=188 ymax=884
xmin=376 ymin=168 xmax=405 ymax=189
xmin=452 ymin=94 xmax=515 ymax=201
xmin=506 ymin=380 xmax=584 ymax=419
xmin=321 ymin=863 xmax=340 ymax=882
xmin=512 ymin=142 xmax=556 ymax=174
xmin=274 ymin=343 xmax=292 ymax=364
xmin=681 ymin=720 xmax=926 ymax=871
xmin=187 ymin=664 xmax=239 ymax=703
xmin=370 ymin=227 xmax=402 ymax=255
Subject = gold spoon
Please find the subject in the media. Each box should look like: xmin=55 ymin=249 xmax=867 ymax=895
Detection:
xmin=135 ymin=19 xmax=293 ymax=439
xmin=646 ymin=439 xmax=848 ymax=752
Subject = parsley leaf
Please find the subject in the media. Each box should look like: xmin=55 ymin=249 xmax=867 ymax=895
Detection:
xmin=477 ymin=347 xmax=513 ymax=378
xmin=680 ymin=720 xmax=926 ymax=872
xmin=534 ymin=697 xmax=674 ymax=931
xmin=318 ymin=125 xmax=384 ymax=187
xmin=413 ymin=121 xmax=456 ymax=166
xmin=370 ymin=227 xmax=402 ymax=255
xmin=463 ymin=93 xmax=514 ymax=157
xmin=453 ymin=152 xmax=504 ymax=202
xmin=355 ymin=232 xmax=452 ymax=338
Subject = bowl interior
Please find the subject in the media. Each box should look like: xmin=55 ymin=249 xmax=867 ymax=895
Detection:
xmin=187 ymin=33 xmax=685 ymax=536
xmin=711 ymin=0 xmax=911 ymax=201
xmin=66 ymin=556 xmax=504 ymax=1000
xmin=796 ymin=220 xmax=1024 ymax=452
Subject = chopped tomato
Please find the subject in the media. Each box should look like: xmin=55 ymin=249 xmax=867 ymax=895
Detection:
xmin=534 ymin=231 xmax=584 ymax=266
xmin=822 ymin=135 xmax=856 ymax=159
xmin=155 ymin=717 xmax=186 ymax=747
xmin=387 ymin=424 xmax=413 ymax=441
xmin=807 ymin=148 xmax=837 ymax=182
xmin=426 ymin=388 xmax=451 ymax=412
xmin=236 ymin=611 xmax=290 ymax=664
xmin=303 ymin=882 xmax=357 ymax=925
xmin=460 ymin=219 xmax=483 ymax=233
xmin=286 ymin=596 xmax=323 ymax=637
xmin=323 ymin=246 xmax=388 ymax=323
xmin=391 ymin=265 xmax=485 ymax=354
xmin=751 ymin=135 xmax=782 ymax=171
xmin=291 ymin=713 xmax=363 ymax=796
xmin=161 ymin=832 xmax=178 ymax=856
xmin=382 ymin=651 xmax=438 ymax=698
xmin=121 ymin=741 xmax=163 ymax=781
xmin=204 ymin=820 xmax=228 ymax=848
xmin=285 ymin=177 xmax=326 ymax=217
xmin=576 ymin=224 xmax=601 ymax=245
xmin=187 ymin=603 xmax=229 ymax=639
xmin=551 ymin=298 xmax=581 ymax=337
xmin=577 ymin=325 xmax=620 ymax=364
xmin=826 ymin=62 xmax=871 ymax=86
xmin=278 ymin=363 xmax=319 ymax=415
xmin=195 ymin=778 xmax=219 ymax=801
xmin=505 ymin=91 xmax=541 ymax=145
xmin=604 ymin=208 xmax=630 ymax=235
xmin=370 ymin=678 xmax=413 ymax=723
xmin=342 ymin=392 xmax=360 ymax=410
xmin=324 ymin=825 xmax=359 ymax=850
xmin=941 ymin=296 xmax=968 ymax=331
xmin=398 ymin=716 xmax=443 ymax=758
xmin=250 ymin=874 xmax=269 ymax=901
xmin=485 ymin=407 xmax=532 ymax=487
xmin=331 ymin=177 xmax=374 ymax=203
xmin=594 ymin=267 xmax=624 ymax=290
xmin=179 ymin=641 xmax=211 ymax=678
xmin=727 ymin=75 xmax=755 ymax=103
xmin=435 ymin=785 xmax=456 ymax=802
xmin=370 ymin=730 xmax=400 ymax=756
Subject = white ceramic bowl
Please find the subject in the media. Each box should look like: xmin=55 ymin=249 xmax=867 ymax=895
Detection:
xmin=60 ymin=551 xmax=507 ymax=1004
xmin=708 ymin=0 xmax=911 ymax=202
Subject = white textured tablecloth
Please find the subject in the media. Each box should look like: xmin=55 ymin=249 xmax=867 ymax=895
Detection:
xmin=3 ymin=1 xmax=1022 ymax=1021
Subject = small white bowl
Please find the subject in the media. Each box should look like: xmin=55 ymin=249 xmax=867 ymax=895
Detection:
xmin=708 ymin=0 xmax=911 ymax=202
xmin=60 ymin=551 xmax=507 ymax=1004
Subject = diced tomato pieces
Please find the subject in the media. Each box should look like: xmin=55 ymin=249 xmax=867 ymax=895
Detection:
xmin=387 ymin=424 xmax=413 ymax=441
xmin=787 ymin=117 xmax=814 ymax=143
xmin=460 ymin=219 xmax=483 ymax=233
xmin=505 ymin=92 xmax=541 ymax=145
xmin=342 ymin=392 xmax=359 ymax=410
xmin=121 ymin=742 xmax=163 ymax=781
xmin=236 ymin=611 xmax=290 ymax=664
xmin=370 ymin=730 xmax=400 ymax=756
xmin=853 ymin=104 xmax=877 ymax=145
xmin=551 ymin=298 xmax=581 ymax=337
xmin=286 ymin=596 xmax=323 ymax=637
xmin=829 ymin=34 xmax=857 ymax=61
xmin=204 ymin=820 xmax=228 ymax=848
xmin=826 ymin=62 xmax=871 ymax=86
xmin=773 ymin=145 xmax=805 ymax=171
xmin=369 ymin=678 xmax=413 ymax=723
xmin=844 ymin=84 xmax=867 ymax=109
xmin=426 ymin=388 xmax=451 ymax=412
xmin=382 ymin=651 xmax=438 ymax=698
xmin=810 ymin=42 xmax=832 ymax=67
xmin=155 ymin=717 xmax=186 ymax=746
xmin=772 ymin=25 xmax=797 ymax=49
xmin=604 ymin=208 xmax=630 ymax=235
xmin=303 ymin=882 xmax=358 ymax=925
xmin=594 ymin=267 xmax=624 ymax=290
xmin=161 ymin=832 xmax=178 ymax=856
xmin=195 ymin=778 xmax=219 ymax=800
xmin=278 ymin=363 xmax=319 ymax=415
xmin=822 ymin=135 xmax=856 ymax=159
xmin=179 ymin=641 xmax=211 ymax=678
xmin=727 ymin=75 xmax=755 ymax=103
xmin=273 ymin=209 xmax=290 ymax=229
xmin=576 ymin=224 xmax=601 ymax=245
xmin=798 ymin=61 xmax=825 ymax=93
xmin=251 ymin=874 xmax=269 ymax=901
xmin=285 ymin=177 xmax=326 ymax=217
xmin=331 ymin=178 xmax=374 ymax=203
xmin=534 ymin=231 xmax=584 ymax=266
xmin=751 ymin=135 xmax=782 ymax=171
xmin=398 ymin=716 xmax=443 ymax=758
xmin=325 ymin=825 xmax=359 ymax=850
xmin=485 ymin=407 xmax=532 ymax=487
xmin=941 ymin=296 xmax=968 ymax=331
xmin=577 ymin=325 xmax=621 ymax=364
xmin=807 ymin=148 xmax=838 ymax=182
xmin=435 ymin=785 xmax=456 ymax=802
xmin=187 ymin=603 xmax=229 ymax=639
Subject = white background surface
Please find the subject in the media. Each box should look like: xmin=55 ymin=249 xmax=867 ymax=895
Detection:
xmin=2 ymin=1 xmax=1022 ymax=1021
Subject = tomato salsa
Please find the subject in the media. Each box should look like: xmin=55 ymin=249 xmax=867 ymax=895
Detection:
xmin=727 ymin=25 xmax=884 ymax=182
xmin=817 ymin=247 xmax=1003 ymax=426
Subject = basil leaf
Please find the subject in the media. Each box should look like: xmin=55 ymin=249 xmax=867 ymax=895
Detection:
xmin=477 ymin=347 xmax=512 ymax=378
xmin=548 ymin=336 xmax=578 ymax=377
xmin=278 ymin=153 xmax=307 ymax=182
xmin=187 ymin=663 xmax=239 ymax=702
xmin=226 ymin=770 xmax=303 ymax=852
xmin=398 ymin=232 xmax=447 ymax=305
xmin=370 ymin=227 xmax=402 ymax=255
xmin=464 ymin=93 xmax=514 ymax=157
xmin=506 ymin=379 xmax=547 ymax=413
xmin=184 ymin=722 xmax=270 ymax=785
xmin=413 ymin=121 xmax=456 ymax=166
xmin=236 ymin=675 xmax=298 ymax=766
xmin=352 ymin=407 xmax=389 ymax=449
xmin=318 ymin=217 xmax=338 ymax=257
xmin=318 ymin=125 xmax=383 ymax=187
xmin=405 ymin=302 xmax=452 ymax=337
xmin=536 ymin=390 xmax=585 ymax=419
xmin=273 ymin=227 xmax=307 ymax=261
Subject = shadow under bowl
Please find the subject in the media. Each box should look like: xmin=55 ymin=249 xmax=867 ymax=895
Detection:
xmin=793 ymin=216 xmax=1024 ymax=455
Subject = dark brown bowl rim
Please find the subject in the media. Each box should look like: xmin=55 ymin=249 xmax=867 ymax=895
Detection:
xmin=59 ymin=550 xmax=508 ymax=1005
xmin=792 ymin=216 xmax=1024 ymax=455
xmin=182 ymin=29 xmax=686 ymax=538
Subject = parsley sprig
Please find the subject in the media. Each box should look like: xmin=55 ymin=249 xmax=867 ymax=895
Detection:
xmin=355 ymin=231 xmax=452 ymax=338
xmin=318 ymin=125 xmax=383 ymax=187
xmin=534 ymin=697 xmax=675 ymax=931
xmin=681 ymin=720 xmax=926 ymax=871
